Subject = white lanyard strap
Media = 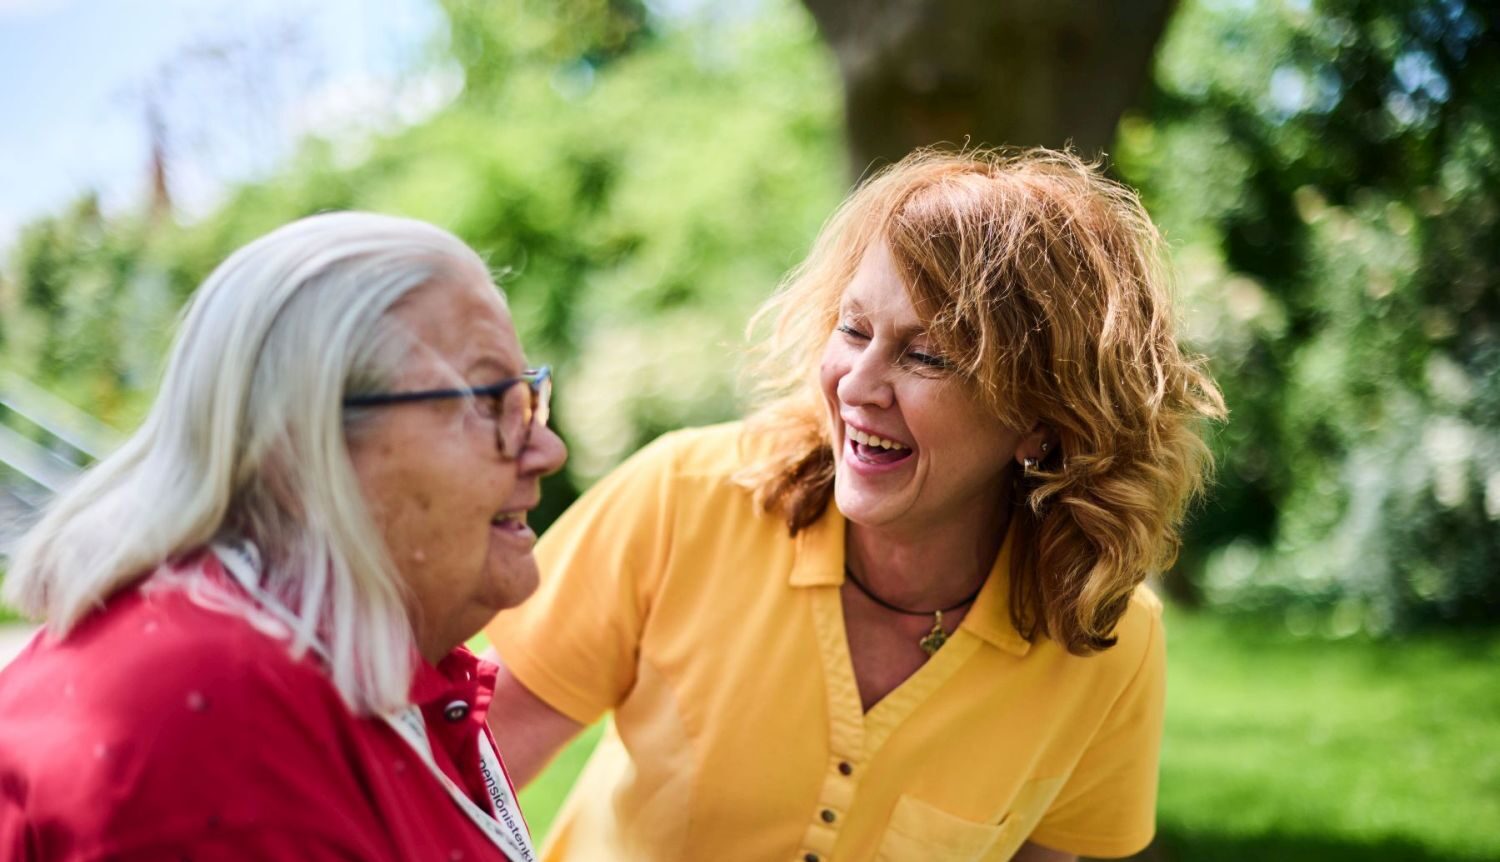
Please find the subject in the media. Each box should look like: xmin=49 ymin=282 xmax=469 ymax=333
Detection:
xmin=210 ymin=542 xmax=535 ymax=861
xmin=383 ymin=706 xmax=536 ymax=861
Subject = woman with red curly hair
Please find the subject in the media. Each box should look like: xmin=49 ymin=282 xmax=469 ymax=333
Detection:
xmin=486 ymin=148 xmax=1225 ymax=861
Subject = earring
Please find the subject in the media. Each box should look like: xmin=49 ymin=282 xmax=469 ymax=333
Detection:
xmin=1040 ymin=441 xmax=1050 ymax=454
xmin=1022 ymin=457 xmax=1038 ymax=473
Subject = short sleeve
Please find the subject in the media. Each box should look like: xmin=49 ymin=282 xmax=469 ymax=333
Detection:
xmin=1027 ymin=606 xmax=1166 ymax=858
xmin=486 ymin=433 xmax=681 ymax=725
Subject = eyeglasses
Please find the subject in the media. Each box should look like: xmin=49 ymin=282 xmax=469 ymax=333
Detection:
xmin=343 ymin=366 xmax=552 ymax=460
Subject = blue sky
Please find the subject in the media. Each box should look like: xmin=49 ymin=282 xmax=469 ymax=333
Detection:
xmin=0 ymin=0 xmax=444 ymax=248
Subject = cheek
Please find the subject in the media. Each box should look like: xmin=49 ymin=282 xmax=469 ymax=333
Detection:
xmin=355 ymin=453 xmax=479 ymax=549
xmin=911 ymin=395 xmax=993 ymax=460
xmin=942 ymin=415 xmax=1018 ymax=478
xmin=349 ymin=446 xmax=403 ymax=528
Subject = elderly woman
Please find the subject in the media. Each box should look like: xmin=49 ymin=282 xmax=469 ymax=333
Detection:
xmin=0 ymin=213 xmax=564 ymax=860
xmin=486 ymin=149 xmax=1225 ymax=861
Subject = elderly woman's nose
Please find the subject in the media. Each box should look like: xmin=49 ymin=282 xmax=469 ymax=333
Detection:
xmin=520 ymin=423 xmax=567 ymax=477
xmin=837 ymin=351 xmax=894 ymax=409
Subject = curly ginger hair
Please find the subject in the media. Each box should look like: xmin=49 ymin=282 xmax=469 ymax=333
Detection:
xmin=737 ymin=148 xmax=1225 ymax=654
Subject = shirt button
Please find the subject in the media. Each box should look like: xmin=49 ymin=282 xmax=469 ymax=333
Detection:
xmin=837 ymin=761 xmax=853 ymax=776
xmin=443 ymin=700 xmax=470 ymax=722
xmin=820 ymin=808 xmax=837 ymax=823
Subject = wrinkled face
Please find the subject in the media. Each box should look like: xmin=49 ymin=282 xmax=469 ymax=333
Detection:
xmin=347 ymin=269 xmax=566 ymax=660
xmin=820 ymin=240 xmax=1019 ymax=534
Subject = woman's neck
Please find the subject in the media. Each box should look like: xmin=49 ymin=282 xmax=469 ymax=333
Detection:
xmin=415 ymin=616 xmax=472 ymax=667
xmin=416 ymin=638 xmax=451 ymax=667
xmin=844 ymin=494 xmax=1012 ymax=610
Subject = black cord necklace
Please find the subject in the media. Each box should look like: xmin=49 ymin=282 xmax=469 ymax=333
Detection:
xmin=843 ymin=564 xmax=984 ymax=656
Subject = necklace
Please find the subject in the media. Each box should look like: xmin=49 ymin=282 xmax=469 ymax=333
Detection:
xmin=843 ymin=564 xmax=984 ymax=656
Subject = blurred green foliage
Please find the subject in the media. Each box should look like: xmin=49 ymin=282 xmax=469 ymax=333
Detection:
xmin=1117 ymin=0 xmax=1499 ymax=633
xmin=1 ymin=0 xmax=1496 ymax=632
xmin=1 ymin=0 xmax=844 ymax=527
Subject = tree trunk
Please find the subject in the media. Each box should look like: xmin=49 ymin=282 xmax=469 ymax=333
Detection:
xmin=801 ymin=0 xmax=1176 ymax=179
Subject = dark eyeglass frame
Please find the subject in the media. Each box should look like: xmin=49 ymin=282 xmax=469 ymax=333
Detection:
xmin=343 ymin=365 xmax=552 ymax=460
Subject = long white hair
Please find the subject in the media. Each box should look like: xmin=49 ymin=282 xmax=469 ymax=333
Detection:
xmin=2 ymin=211 xmax=492 ymax=714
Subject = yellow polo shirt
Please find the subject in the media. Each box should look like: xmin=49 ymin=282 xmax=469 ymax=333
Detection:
xmin=488 ymin=422 xmax=1164 ymax=861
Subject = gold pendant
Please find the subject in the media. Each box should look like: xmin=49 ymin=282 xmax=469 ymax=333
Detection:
xmin=918 ymin=610 xmax=948 ymax=656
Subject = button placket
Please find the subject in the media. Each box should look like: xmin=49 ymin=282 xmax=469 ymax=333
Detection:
xmin=796 ymin=753 xmax=859 ymax=861
xmin=795 ymin=587 xmax=866 ymax=862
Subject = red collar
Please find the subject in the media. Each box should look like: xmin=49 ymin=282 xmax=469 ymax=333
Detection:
xmin=411 ymin=645 xmax=498 ymax=719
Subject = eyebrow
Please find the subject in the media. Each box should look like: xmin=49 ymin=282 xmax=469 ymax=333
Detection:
xmin=468 ymin=356 xmax=523 ymax=379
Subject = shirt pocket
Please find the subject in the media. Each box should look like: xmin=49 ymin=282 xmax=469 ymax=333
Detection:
xmin=873 ymin=794 xmax=1012 ymax=862
xmin=872 ymin=777 xmax=1066 ymax=862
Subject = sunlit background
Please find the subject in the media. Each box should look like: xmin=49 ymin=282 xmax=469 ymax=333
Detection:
xmin=1 ymin=1 xmax=1496 ymax=859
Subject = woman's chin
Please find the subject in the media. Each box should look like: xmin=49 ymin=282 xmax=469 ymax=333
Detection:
xmin=833 ymin=483 xmax=905 ymax=531
xmin=484 ymin=551 xmax=541 ymax=611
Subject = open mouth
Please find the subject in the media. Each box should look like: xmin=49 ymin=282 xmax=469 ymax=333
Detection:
xmin=845 ymin=423 xmax=914 ymax=466
xmin=490 ymin=511 xmax=531 ymax=534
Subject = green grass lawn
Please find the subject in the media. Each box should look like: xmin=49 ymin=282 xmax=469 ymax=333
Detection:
xmin=513 ymin=609 xmax=1500 ymax=860
xmin=1153 ymin=611 xmax=1500 ymax=861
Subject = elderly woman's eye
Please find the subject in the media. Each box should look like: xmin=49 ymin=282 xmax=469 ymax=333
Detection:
xmin=471 ymin=391 xmax=503 ymax=418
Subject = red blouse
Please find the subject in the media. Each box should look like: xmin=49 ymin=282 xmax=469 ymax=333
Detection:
xmin=0 ymin=555 xmax=528 ymax=861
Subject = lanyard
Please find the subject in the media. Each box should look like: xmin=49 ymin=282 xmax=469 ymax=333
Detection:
xmin=383 ymin=702 xmax=535 ymax=860
xmin=210 ymin=541 xmax=536 ymax=862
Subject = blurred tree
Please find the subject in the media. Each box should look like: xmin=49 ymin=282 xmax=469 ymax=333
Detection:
xmin=4 ymin=0 xmax=1496 ymax=632
xmin=2 ymin=0 xmax=845 ymax=525
xmin=3 ymin=197 xmax=157 ymax=425
xmin=800 ymin=0 xmax=1175 ymax=174
xmin=1119 ymin=0 xmax=1499 ymax=629
xmin=441 ymin=0 xmax=653 ymax=102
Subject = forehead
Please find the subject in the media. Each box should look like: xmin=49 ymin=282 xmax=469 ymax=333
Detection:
xmin=841 ymin=240 xmax=921 ymax=326
xmin=393 ymin=270 xmax=522 ymax=379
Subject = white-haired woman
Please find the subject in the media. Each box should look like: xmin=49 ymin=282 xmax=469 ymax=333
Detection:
xmin=0 ymin=212 xmax=565 ymax=861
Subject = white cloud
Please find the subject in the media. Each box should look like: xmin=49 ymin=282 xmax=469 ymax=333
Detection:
xmin=282 ymin=63 xmax=462 ymax=147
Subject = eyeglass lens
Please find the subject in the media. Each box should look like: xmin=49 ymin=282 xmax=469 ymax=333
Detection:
xmin=495 ymin=375 xmax=551 ymax=458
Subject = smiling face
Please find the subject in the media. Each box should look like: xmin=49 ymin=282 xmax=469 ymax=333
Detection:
xmin=819 ymin=240 xmax=1021 ymax=536
xmin=346 ymin=268 xmax=566 ymax=662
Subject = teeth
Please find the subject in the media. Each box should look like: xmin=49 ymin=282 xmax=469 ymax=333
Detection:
xmin=491 ymin=511 xmax=528 ymax=526
xmin=845 ymin=424 xmax=908 ymax=451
